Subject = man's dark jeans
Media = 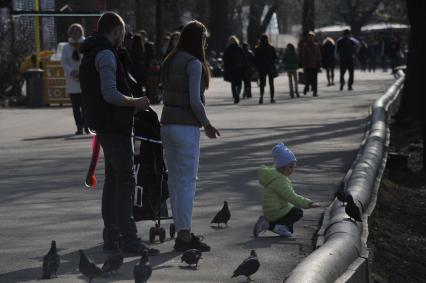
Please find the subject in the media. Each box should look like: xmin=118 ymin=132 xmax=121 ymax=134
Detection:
xmin=304 ymin=68 xmax=319 ymax=95
xmin=269 ymin=207 xmax=304 ymax=233
xmin=340 ymin=59 xmax=354 ymax=89
xmin=97 ymin=132 xmax=138 ymax=243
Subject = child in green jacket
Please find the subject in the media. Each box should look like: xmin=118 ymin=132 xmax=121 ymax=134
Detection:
xmin=253 ymin=143 xmax=320 ymax=237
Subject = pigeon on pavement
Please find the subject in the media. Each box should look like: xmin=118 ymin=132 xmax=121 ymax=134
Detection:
xmin=181 ymin=249 xmax=202 ymax=268
xmin=211 ymin=201 xmax=231 ymax=228
xmin=134 ymin=249 xmax=152 ymax=283
xmin=42 ymin=240 xmax=60 ymax=279
xmin=79 ymin=250 xmax=103 ymax=283
xmin=345 ymin=195 xmax=362 ymax=222
xmin=231 ymin=250 xmax=260 ymax=281
xmin=102 ymin=243 xmax=123 ymax=275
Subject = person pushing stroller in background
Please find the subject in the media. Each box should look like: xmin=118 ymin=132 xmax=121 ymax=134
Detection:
xmin=253 ymin=143 xmax=320 ymax=237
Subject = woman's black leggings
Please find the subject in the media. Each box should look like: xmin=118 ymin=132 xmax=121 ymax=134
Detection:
xmin=259 ymin=72 xmax=275 ymax=98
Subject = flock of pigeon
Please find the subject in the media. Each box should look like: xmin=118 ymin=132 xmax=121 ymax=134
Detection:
xmin=41 ymin=195 xmax=361 ymax=282
xmin=41 ymin=201 xmax=260 ymax=282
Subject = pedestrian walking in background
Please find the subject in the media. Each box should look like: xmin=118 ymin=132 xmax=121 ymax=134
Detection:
xmin=123 ymin=24 xmax=134 ymax=53
xmin=61 ymin=23 xmax=88 ymax=135
xmin=282 ymin=43 xmax=300 ymax=98
xmin=242 ymin=43 xmax=255 ymax=99
xmin=379 ymin=37 xmax=388 ymax=72
xmin=321 ymin=37 xmax=336 ymax=86
xmin=79 ymin=12 xmax=155 ymax=254
xmin=358 ymin=40 xmax=369 ymax=72
xmin=336 ymin=29 xmax=359 ymax=91
xmin=388 ymin=37 xmax=401 ymax=74
xmin=255 ymin=34 xmax=278 ymax=104
xmin=367 ymin=38 xmax=378 ymax=72
xmin=130 ymin=31 xmax=155 ymax=97
xmin=301 ymin=31 xmax=321 ymax=97
xmin=223 ymin=36 xmax=247 ymax=104
xmin=160 ymin=20 xmax=220 ymax=252
xmin=163 ymin=31 xmax=180 ymax=60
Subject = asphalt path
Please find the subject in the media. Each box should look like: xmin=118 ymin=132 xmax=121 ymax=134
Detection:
xmin=0 ymin=71 xmax=393 ymax=282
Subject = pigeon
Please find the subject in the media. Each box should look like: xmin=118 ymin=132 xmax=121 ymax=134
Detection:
xmin=211 ymin=201 xmax=231 ymax=228
xmin=335 ymin=189 xmax=348 ymax=206
xmin=231 ymin=250 xmax=260 ymax=281
xmin=345 ymin=195 xmax=362 ymax=222
xmin=79 ymin=250 xmax=103 ymax=283
xmin=181 ymin=249 xmax=202 ymax=268
xmin=134 ymin=249 xmax=152 ymax=283
xmin=102 ymin=243 xmax=123 ymax=275
xmin=42 ymin=240 xmax=60 ymax=279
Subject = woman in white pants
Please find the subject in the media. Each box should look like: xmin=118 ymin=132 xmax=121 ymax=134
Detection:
xmin=160 ymin=20 xmax=220 ymax=252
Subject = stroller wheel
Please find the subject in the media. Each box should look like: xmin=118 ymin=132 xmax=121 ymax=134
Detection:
xmin=149 ymin=227 xmax=156 ymax=243
xmin=170 ymin=223 xmax=176 ymax=239
xmin=159 ymin=227 xmax=166 ymax=243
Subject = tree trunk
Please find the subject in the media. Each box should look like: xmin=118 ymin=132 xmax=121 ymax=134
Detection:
xmin=399 ymin=0 xmax=425 ymax=120
xmin=247 ymin=0 xmax=264 ymax=47
xmin=155 ymin=0 xmax=163 ymax=58
xmin=302 ymin=0 xmax=315 ymax=37
xmin=209 ymin=0 xmax=230 ymax=52
xmin=350 ymin=21 xmax=362 ymax=38
xmin=260 ymin=4 xmax=278 ymax=34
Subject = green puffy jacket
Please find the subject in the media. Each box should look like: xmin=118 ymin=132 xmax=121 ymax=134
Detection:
xmin=259 ymin=165 xmax=312 ymax=222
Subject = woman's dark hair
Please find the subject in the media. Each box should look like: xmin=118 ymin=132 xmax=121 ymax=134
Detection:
xmin=97 ymin=12 xmax=125 ymax=34
xmin=258 ymin=34 xmax=272 ymax=48
xmin=162 ymin=20 xmax=211 ymax=88
xmin=286 ymin=43 xmax=295 ymax=52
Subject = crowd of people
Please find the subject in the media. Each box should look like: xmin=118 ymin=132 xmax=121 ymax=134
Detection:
xmin=61 ymin=18 xmax=405 ymax=134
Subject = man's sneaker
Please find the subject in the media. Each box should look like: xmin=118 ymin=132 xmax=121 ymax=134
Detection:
xmin=253 ymin=216 xmax=270 ymax=237
xmin=272 ymin=224 xmax=292 ymax=237
xmin=121 ymin=238 xmax=159 ymax=256
xmin=174 ymin=233 xmax=211 ymax=252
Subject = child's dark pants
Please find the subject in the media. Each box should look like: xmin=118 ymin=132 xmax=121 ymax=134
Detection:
xmin=269 ymin=207 xmax=303 ymax=233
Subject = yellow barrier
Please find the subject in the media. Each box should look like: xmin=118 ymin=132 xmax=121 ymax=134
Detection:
xmin=42 ymin=59 xmax=69 ymax=106
xmin=20 ymin=51 xmax=71 ymax=106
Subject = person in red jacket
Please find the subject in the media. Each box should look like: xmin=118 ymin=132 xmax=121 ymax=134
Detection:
xmin=301 ymin=31 xmax=322 ymax=97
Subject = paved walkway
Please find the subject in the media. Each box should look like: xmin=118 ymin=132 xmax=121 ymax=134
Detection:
xmin=0 ymin=71 xmax=393 ymax=282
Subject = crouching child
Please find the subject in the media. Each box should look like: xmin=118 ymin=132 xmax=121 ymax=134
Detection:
xmin=253 ymin=143 xmax=320 ymax=237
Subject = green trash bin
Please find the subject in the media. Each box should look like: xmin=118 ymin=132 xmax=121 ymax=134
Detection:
xmin=25 ymin=68 xmax=44 ymax=108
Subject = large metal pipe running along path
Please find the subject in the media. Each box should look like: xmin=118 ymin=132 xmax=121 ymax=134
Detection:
xmin=285 ymin=71 xmax=405 ymax=283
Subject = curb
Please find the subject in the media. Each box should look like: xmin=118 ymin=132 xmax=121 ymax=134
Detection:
xmin=284 ymin=71 xmax=405 ymax=283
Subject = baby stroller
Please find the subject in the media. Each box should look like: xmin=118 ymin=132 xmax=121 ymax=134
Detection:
xmin=133 ymin=107 xmax=175 ymax=243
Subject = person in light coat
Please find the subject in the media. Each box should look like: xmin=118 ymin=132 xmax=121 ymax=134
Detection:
xmin=61 ymin=23 xmax=87 ymax=134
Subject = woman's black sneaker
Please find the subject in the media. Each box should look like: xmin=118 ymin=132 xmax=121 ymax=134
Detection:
xmin=174 ymin=233 xmax=211 ymax=252
xmin=121 ymin=238 xmax=159 ymax=256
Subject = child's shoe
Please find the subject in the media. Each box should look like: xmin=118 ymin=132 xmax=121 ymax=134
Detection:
xmin=272 ymin=224 xmax=292 ymax=237
xmin=253 ymin=216 xmax=270 ymax=237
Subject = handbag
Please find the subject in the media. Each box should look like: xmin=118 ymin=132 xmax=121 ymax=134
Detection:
xmin=270 ymin=65 xmax=279 ymax=78
xmin=298 ymin=71 xmax=306 ymax=85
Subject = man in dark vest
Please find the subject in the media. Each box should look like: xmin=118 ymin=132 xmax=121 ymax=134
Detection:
xmin=79 ymin=12 xmax=156 ymax=255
